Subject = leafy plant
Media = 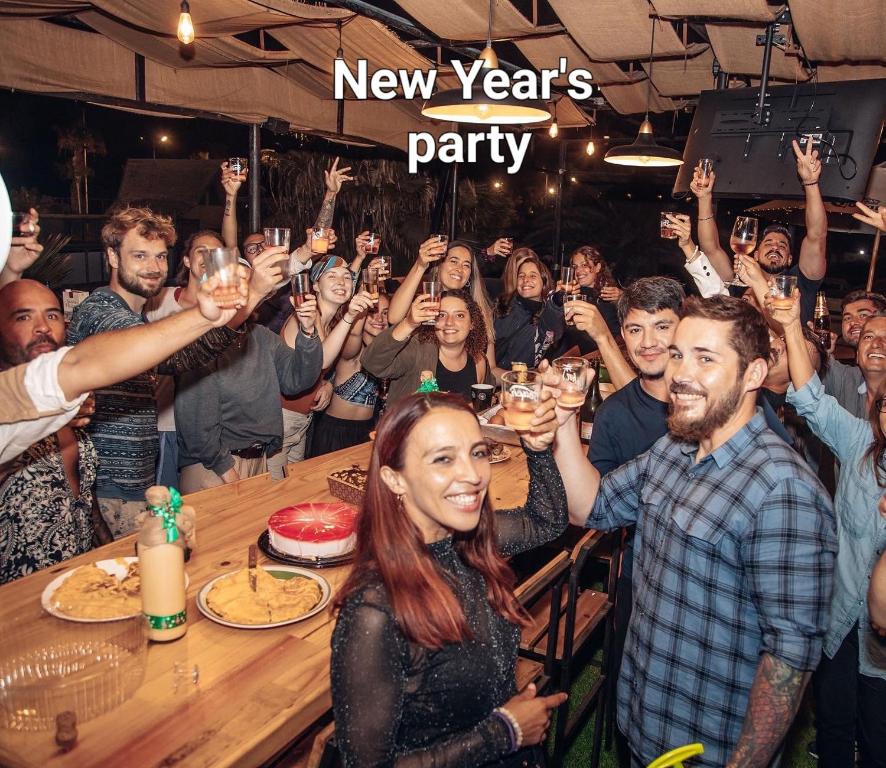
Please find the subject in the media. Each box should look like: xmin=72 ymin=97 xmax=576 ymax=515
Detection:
xmin=23 ymin=233 xmax=73 ymax=287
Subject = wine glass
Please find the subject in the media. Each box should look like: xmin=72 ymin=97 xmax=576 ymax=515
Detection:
xmin=725 ymin=216 xmax=759 ymax=292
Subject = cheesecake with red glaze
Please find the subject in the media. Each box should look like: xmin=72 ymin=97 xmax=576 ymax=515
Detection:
xmin=268 ymin=503 xmax=358 ymax=558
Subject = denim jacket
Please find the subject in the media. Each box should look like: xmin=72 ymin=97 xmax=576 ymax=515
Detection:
xmin=788 ymin=373 xmax=886 ymax=679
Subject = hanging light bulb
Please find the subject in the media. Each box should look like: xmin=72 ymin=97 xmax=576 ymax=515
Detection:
xmin=586 ymin=139 xmax=595 ymax=156
xmin=477 ymin=0 xmax=498 ymax=69
xmin=177 ymin=0 xmax=194 ymax=44
xmin=548 ymin=120 xmax=559 ymax=139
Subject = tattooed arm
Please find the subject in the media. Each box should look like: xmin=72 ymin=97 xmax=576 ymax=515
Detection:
xmin=314 ymin=157 xmax=353 ymax=228
xmin=725 ymin=653 xmax=809 ymax=768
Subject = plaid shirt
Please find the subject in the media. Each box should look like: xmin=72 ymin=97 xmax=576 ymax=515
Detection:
xmin=588 ymin=412 xmax=837 ymax=767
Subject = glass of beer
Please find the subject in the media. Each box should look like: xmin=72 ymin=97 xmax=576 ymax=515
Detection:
xmin=264 ymin=227 xmax=292 ymax=279
xmin=362 ymin=267 xmax=380 ymax=303
xmin=560 ymin=266 xmax=577 ymax=293
xmin=660 ymin=213 xmax=679 ymax=239
xmin=697 ymin=157 xmax=714 ymax=182
xmin=204 ymin=247 xmax=241 ymax=308
xmin=291 ymin=272 xmax=312 ymax=307
xmin=366 ymin=232 xmax=381 ymax=255
xmin=228 ymin=157 xmax=248 ymax=177
xmin=769 ymin=274 xmax=798 ymax=310
xmin=311 ymin=227 xmax=330 ymax=255
xmin=726 ymin=216 xmax=759 ymax=289
xmin=500 ymin=371 xmax=543 ymax=432
xmin=553 ymin=357 xmax=590 ymax=409
xmin=421 ymin=280 xmax=441 ymax=325
xmin=563 ymin=293 xmax=585 ymax=325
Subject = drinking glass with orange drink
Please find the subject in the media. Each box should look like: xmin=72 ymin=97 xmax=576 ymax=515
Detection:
xmin=500 ymin=370 xmax=543 ymax=432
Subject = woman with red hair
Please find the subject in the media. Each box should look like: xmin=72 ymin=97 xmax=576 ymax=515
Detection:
xmin=332 ymin=392 xmax=568 ymax=767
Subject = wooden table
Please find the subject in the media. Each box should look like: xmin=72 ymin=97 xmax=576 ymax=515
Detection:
xmin=0 ymin=442 xmax=532 ymax=768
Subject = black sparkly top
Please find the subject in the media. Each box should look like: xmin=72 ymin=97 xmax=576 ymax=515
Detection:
xmin=331 ymin=447 xmax=568 ymax=768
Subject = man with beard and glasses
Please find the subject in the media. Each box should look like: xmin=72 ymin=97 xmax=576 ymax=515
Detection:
xmin=67 ymin=206 xmax=283 ymax=537
xmin=692 ymin=139 xmax=827 ymax=324
xmin=551 ymin=295 xmax=837 ymax=768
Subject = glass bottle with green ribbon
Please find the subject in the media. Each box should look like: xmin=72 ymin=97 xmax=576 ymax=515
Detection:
xmin=138 ymin=485 xmax=188 ymax=642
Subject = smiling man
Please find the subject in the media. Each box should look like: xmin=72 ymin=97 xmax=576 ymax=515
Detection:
xmin=693 ymin=139 xmax=827 ymax=324
xmin=66 ymin=206 xmax=275 ymax=537
xmin=822 ymin=292 xmax=886 ymax=418
xmin=553 ymin=295 xmax=836 ymax=767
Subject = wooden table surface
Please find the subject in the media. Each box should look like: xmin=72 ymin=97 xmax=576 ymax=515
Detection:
xmin=0 ymin=442 xmax=531 ymax=768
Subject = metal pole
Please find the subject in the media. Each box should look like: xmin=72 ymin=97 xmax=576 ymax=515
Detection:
xmin=754 ymin=23 xmax=775 ymax=125
xmin=866 ymin=230 xmax=882 ymax=292
xmin=248 ymin=123 xmax=261 ymax=235
xmin=448 ymin=158 xmax=459 ymax=243
xmin=553 ymin=139 xmax=567 ymax=267
xmin=134 ymin=54 xmax=146 ymax=102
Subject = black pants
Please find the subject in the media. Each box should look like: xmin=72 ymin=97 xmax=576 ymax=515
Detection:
xmin=814 ymin=623 xmax=886 ymax=768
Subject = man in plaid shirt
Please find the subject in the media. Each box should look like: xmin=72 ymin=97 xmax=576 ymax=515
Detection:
xmin=553 ymin=296 xmax=837 ymax=767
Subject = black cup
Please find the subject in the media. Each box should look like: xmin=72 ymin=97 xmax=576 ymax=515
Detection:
xmin=471 ymin=383 xmax=494 ymax=411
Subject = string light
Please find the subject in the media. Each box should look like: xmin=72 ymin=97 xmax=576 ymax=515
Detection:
xmin=586 ymin=140 xmax=595 ymax=156
xmin=177 ymin=0 xmax=194 ymax=44
xmin=548 ymin=101 xmax=558 ymax=138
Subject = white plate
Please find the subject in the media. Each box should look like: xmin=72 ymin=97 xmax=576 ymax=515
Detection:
xmin=40 ymin=557 xmax=189 ymax=624
xmin=196 ymin=565 xmax=331 ymax=630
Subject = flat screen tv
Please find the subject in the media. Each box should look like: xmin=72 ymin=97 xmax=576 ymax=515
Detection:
xmin=673 ymin=78 xmax=886 ymax=202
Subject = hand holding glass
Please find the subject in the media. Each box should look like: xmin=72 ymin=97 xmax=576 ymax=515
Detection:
xmin=726 ymin=216 xmax=759 ymax=289
xmin=563 ymin=294 xmax=585 ymax=325
xmin=204 ymin=248 xmax=241 ymax=308
xmin=500 ymin=371 xmax=543 ymax=432
xmin=362 ymin=268 xmax=380 ymax=303
xmin=291 ymin=272 xmax=312 ymax=307
xmin=311 ymin=227 xmax=330 ymax=255
xmin=421 ymin=281 xmax=441 ymax=325
xmin=553 ymin=357 xmax=590 ymax=408
xmin=769 ymin=274 xmax=798 ymax=310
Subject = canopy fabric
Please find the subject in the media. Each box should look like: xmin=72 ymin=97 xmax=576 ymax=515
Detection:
xmin=650 ymin=0 xmax=781 ymax=22
xmin=0 ymin=0 xmax=880 ymax=141
xmin=789 ymin=0 xmax=885 ymax=63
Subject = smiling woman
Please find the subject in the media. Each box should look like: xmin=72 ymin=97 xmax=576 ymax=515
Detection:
xmin=331 ymin=392 xmax=568 ymax=768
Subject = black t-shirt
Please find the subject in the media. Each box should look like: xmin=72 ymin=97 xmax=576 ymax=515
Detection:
xmin=435 ymin=356 xmax=477 ymax=402
xmin=785 ymin=263 xmax=822 ymax=326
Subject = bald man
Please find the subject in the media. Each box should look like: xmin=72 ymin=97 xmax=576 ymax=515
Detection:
xmin=0 ymin=280 xmax=100 ymax=582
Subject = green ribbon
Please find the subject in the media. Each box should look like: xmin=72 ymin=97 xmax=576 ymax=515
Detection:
xmin=144 ymin=609 xmax=187 ymax=630
xmin=149 ymin=485 xmax=182 ymax=544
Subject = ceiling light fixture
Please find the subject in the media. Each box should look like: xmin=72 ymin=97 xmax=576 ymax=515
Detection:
xmin=177 ymin=0 xmax=195 ymax=45
xmin=604 ymin=20 xmax=683 ymax=168
xmin=421 ymin=85 xmax=550 ymax=125
xmin=477 ymin=0 xmax=498 ymax=69
xmin=548 ymin=102 xmax=559 ymax=138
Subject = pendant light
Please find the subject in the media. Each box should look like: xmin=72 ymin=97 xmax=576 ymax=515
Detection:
xmin=548 ymin=102 xmax=559 ymax=138
xmin=604 ymin=20 xmax=683 ymax=168
xmin=421 ymin=86 xmax=550 ymax=124
xmin=177 ymin=0 xmax=195 ymax=45
xmin=477 ymin=0 xmax=498 ymax=69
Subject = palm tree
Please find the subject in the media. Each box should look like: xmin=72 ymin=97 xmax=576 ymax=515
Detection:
xmin=55 ymin=125 xmax=106 ymax=214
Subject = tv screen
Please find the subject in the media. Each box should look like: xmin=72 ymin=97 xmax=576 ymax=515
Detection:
xmin=673 ymin=79 xmax=886 ymax=203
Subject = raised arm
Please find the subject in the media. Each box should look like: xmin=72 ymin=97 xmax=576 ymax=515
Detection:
xmin=387 ymin=238 xmax=448 ymax=324
xmin=768 ymin=288 xmax=815 ymax=391
xmin=220 ymin=162 xmax=244 ymax=250
xmin=552 ymin=410 xmax=603 ymax=526
xmin=690 ymin=168 xmax=733 ymax=280
xmin=564 ymin=302 xmax=635 ymax=390
xmin=793 ymin=139 xmax=828 ymax=281
xmin=0 ymin=208 xmax=43 ymax=287
xmin=314 ymin=157 xmax=353 ymax=229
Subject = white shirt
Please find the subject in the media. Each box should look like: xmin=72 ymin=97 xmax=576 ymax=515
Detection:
xmin=0 ymin=347 xmax=88 ymax=463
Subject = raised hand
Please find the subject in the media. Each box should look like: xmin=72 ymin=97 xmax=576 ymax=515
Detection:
xmin=689 ymin=166 xmax=715 ymax=199
xmin=735 ymin=253 xmax=768 ymax=291
xmin=417 ymin=236 xmax=448 ymax=268
xmin=290 ymin=293 xmax=318 ymax=336
xmin=793 ymin=138 xmax=822 ymax=186
xmin=666 ymin=213 xmax=693 ymax=248
xmin=343 ymin=290 xmax=375 ymax=323
xmin=521 ymin=391 xmax=560 ymax=451
xmin=486 ymin=238 xmax=513 ymax=258
xmin=5 ymin=208 xmax=43 ymax=280
xmin=764 ymin=287 xmax=802 ymax=329
xmin=407 ymin=292 xmax=438 ymax=326
xmin=599 ymin=284 xmax=622 ymax=302
xmin=197 ymin=268 xmax=249 ymax=324
xmin=325 ymin=156 xmax=354 ymax=194
xmin=249 ymin=246 xmax=289 ymax=297
xmin=220 ymin=161 xmax=246 ymax=196
xmin=355 ymin=230 xmax=371 ymax=259
xmin=853 ymin=201 xmax=886 ymax=232
xmin=566 ymin=301 xmax=610 ymax=341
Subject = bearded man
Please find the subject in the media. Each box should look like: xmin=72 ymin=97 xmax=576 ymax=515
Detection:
xmin=67 ymin=206 xmax=279 ymax=536
xmin=552 ymin=295 xmax=837 ymax=767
